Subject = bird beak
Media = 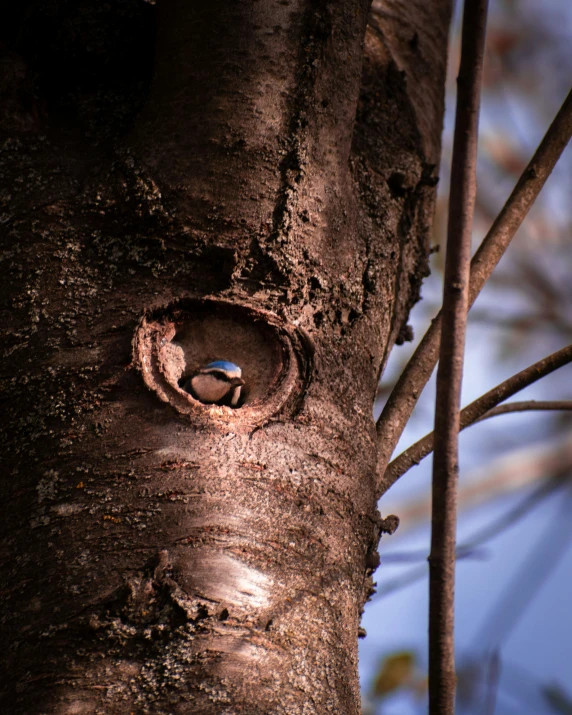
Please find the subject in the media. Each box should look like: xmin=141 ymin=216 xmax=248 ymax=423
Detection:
xmin=231 ymin=377 xmax=245 ymax=387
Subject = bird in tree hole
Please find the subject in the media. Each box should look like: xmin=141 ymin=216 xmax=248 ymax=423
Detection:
xmin=183 ymin=361 xmax=244 ymax=407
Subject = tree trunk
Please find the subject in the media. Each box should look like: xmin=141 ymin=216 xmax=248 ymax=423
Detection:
xmin=0 ymin=1 xmax=451 ymax=712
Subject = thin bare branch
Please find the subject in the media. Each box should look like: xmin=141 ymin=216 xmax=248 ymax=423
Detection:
xmin=386 ymin=431 xmax=572 ymax=533
xmin=478 ymin=400 xmax=572 ymax=420
xmin=476 ymin=485 xmax=572 ymax=649
xmin=375 ymin=88 xmax=572 ymax=496
xmin=374 ymin=475 xmax=564 ymax=599
xmin=483 ymin=651 xmax=501 ymax=715
xmin=428 ymin=2 xmax=489 ymax=712
xmin=385 ymin=346 xmax=572 ymax=487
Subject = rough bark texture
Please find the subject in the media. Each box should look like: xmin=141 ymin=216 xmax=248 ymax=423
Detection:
xmin=0 ymin=1 xmax=451 ymax=713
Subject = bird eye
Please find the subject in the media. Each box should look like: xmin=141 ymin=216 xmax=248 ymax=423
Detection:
xmin=212 ymin=370 xmax=230 ymax=381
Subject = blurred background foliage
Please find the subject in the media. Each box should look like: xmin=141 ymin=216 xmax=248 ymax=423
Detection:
xmin=364 ymin=0 xmax=572 ymax=713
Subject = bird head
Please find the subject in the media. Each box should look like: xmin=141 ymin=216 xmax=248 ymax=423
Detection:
xmin=183 ymin=360 xmax=244 ymax=406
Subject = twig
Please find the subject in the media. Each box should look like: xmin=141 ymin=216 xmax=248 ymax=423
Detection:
xmin=374 ymin=476 xmax=564 ymax=599
xmin=482 ymin=651 xmax=501 ymax=715
xmin=475 ymin=484 xmax=572 ymax=649
xmin=374 ymin=564 xmax=429 ymax=598
xmin=375 ymin=88 xmax=572 ymax=496
xmin=385 ymin=345 xmax=572 ymax=487
xmin=428 ymin=2 xmax=489 ymax=713
xmin=477 ymin=399 xmax=572 ymax=420
xmin=452 ymin=476 xmax=564 ymax=553
xmin=380 ymin=546 xmax=487 ymax=563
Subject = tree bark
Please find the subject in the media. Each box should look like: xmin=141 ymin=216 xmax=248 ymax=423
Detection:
xmin=0 ymin=1 xmax=451 ymax=712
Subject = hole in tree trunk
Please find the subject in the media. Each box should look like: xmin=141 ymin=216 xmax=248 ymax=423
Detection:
xmin=133 ymin=298 xmax=313 ymax=427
